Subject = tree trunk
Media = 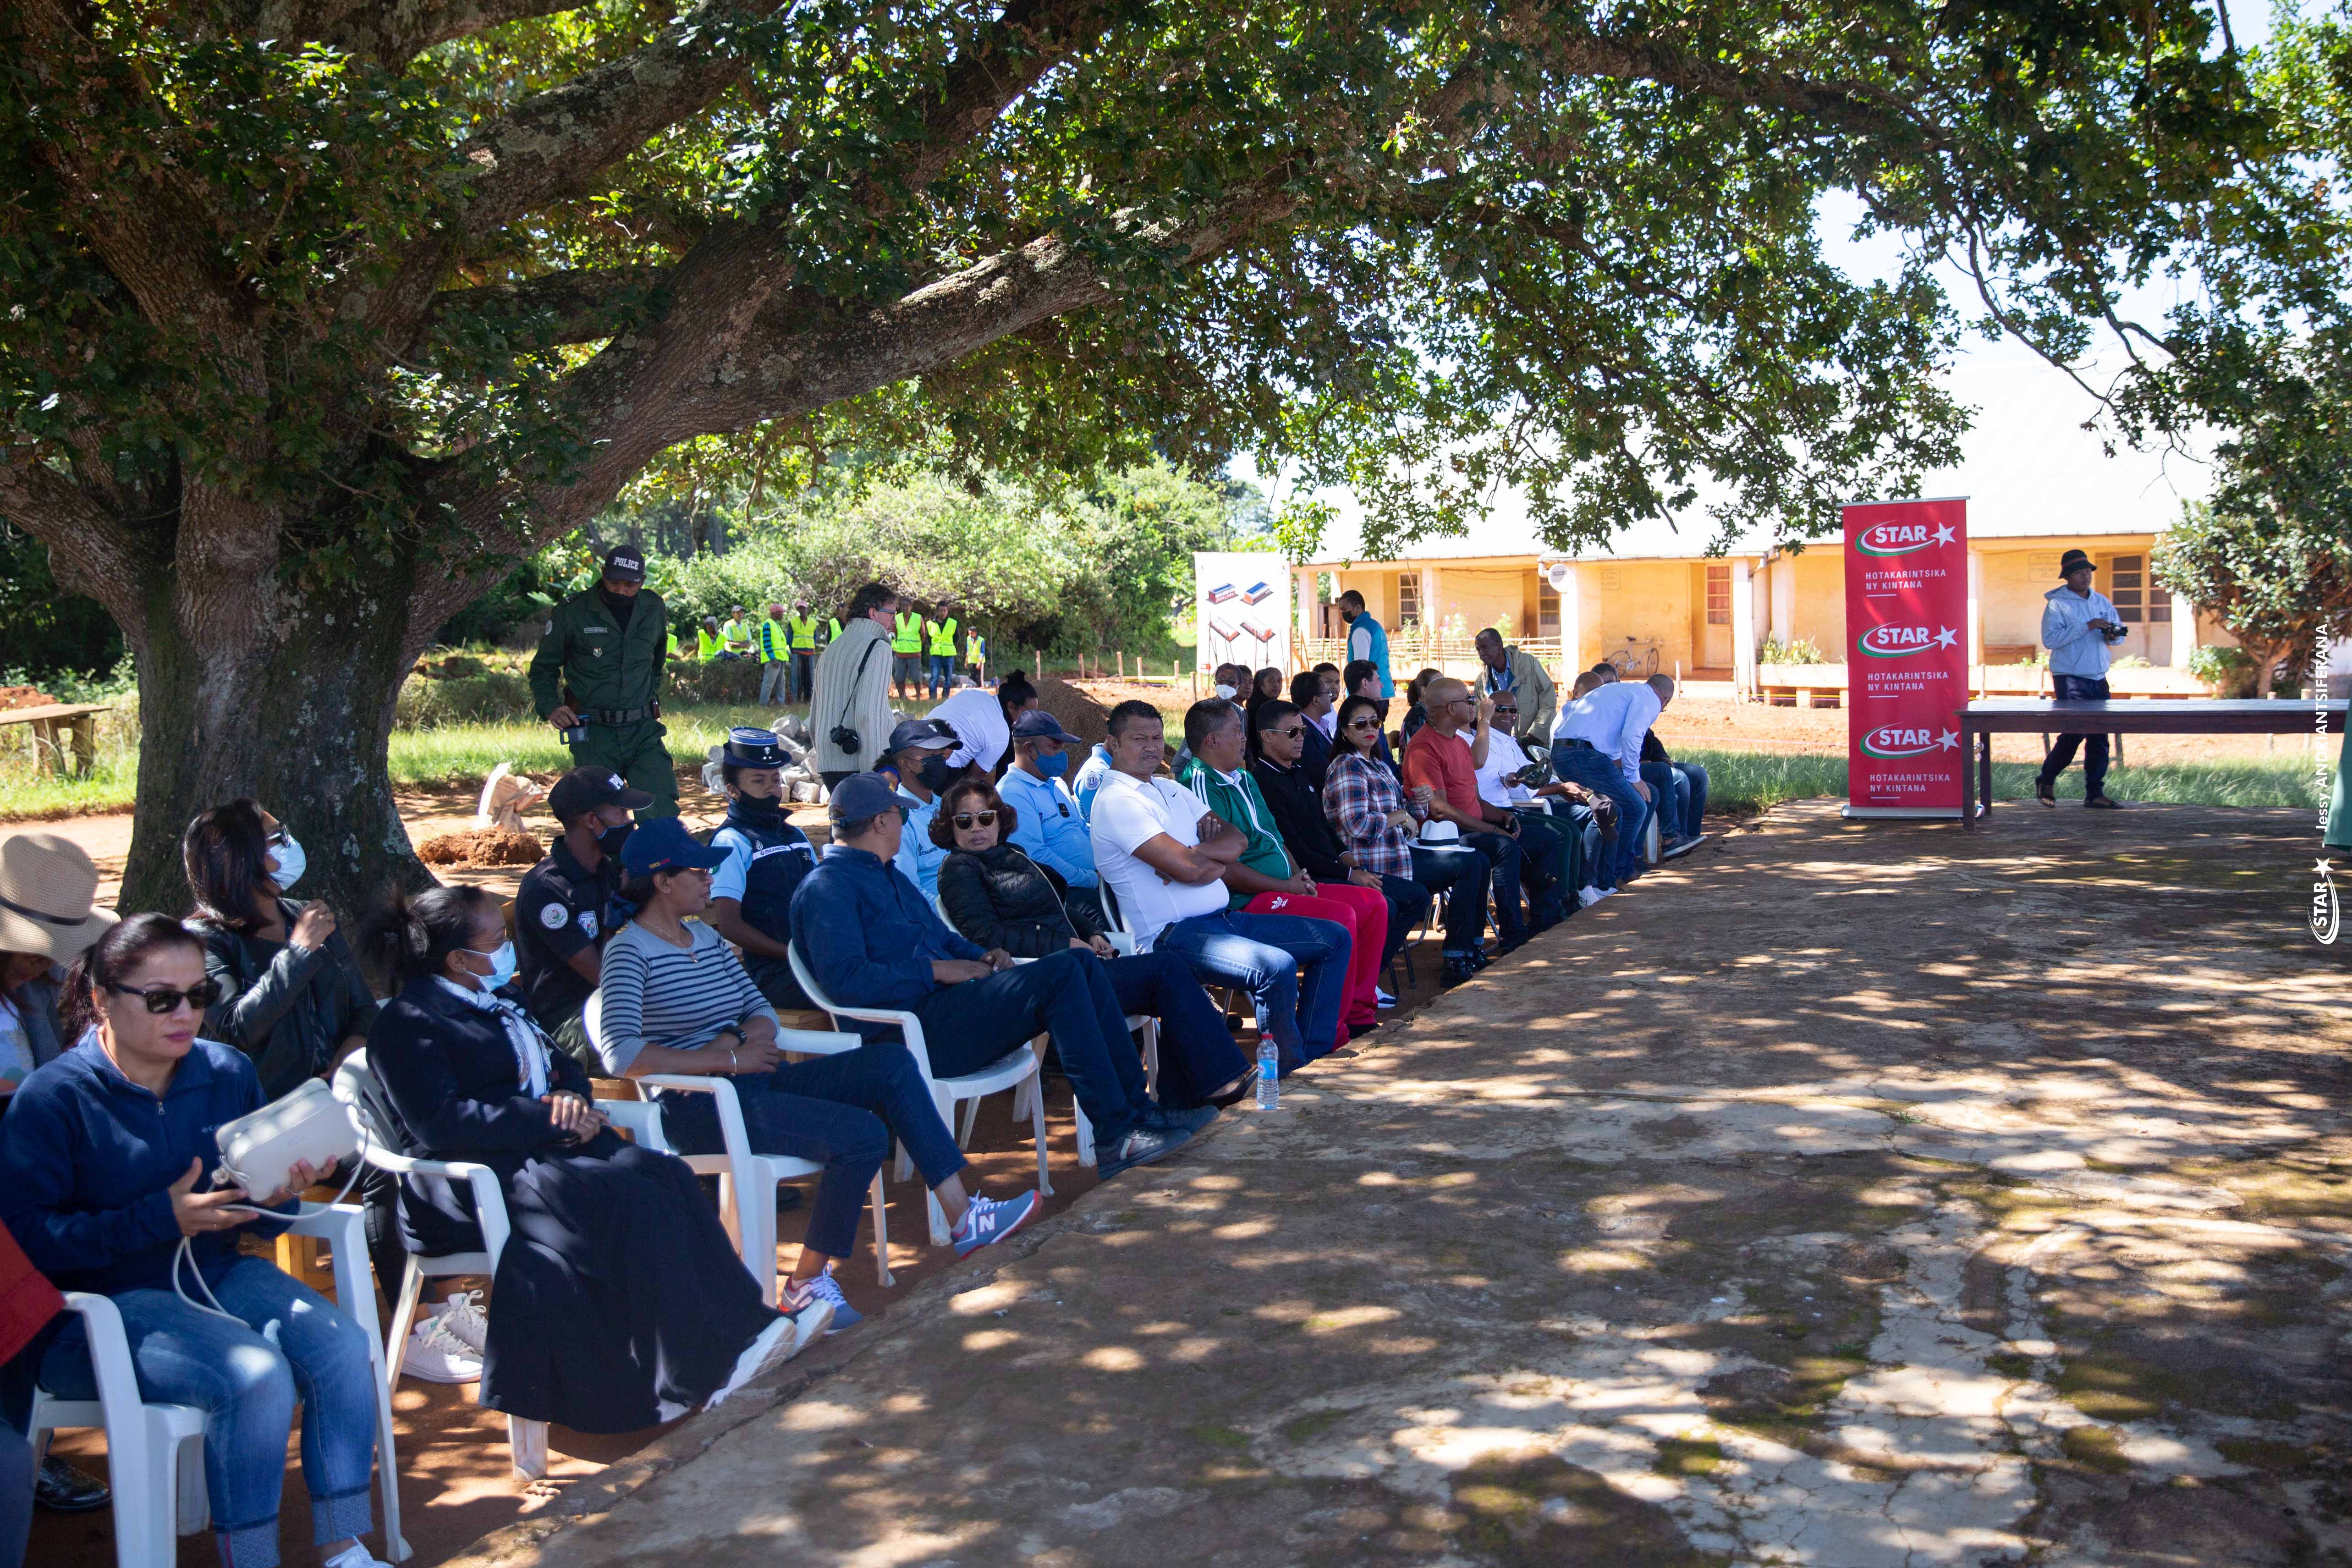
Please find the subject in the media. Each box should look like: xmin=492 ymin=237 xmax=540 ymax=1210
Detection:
xmin=119 ymin=579 xmax=436 ymax=920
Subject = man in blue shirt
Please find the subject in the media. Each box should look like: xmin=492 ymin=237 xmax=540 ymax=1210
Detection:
xmin=997 ymin=709 xmax=1105 ymax=924
xmin=789 ymin=774 xmax=1204 ymax=1179
xmin=2035 ymin=548 xmax=2128 ymax=810
xmin=1338 ymin=589 xmax=1393 ymax=697
xmin=1551 ymin=673 xmax=1672 ymax=895
xmin=879 ymin=718 xmax=956 ymax=896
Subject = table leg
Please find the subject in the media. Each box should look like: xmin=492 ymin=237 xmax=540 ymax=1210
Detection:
xmin=1959 ymin=721 xmax=1975 ymax=830
xmin=1977 ymin=727 xmax=1993 ymax=825
xmin=31 ymin=719 xmax=60 ymax=778
xmin=70 ymin=715 xmax=94 ymax=777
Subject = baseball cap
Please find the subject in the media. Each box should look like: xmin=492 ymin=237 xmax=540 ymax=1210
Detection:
xmin=547 ymin=765 xmax=655 ymax=824
xmin=601 ymin=546 xmax=646 ymax=583
xmin=885 ymin=717 xmax=958 ymax=754
xmin=1010 ymin=709 xmax=1073 ymax=743
xmin=618 ymin=817 xmax=730 ymax=880
xmin=826 ymin=771 xmax=907 ymax=824
xmin=722 ymin=726 xmax=792 ymax=768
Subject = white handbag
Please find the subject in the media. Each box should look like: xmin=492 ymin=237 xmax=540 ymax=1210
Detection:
xmin=213 ymin=1076 xmax=361 ymax=1199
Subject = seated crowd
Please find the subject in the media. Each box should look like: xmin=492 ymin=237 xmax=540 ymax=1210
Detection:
xmin=0 ymin=616 xmax=1705 ymax=1568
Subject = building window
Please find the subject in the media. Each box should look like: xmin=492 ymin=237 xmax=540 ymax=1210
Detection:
xmin=1537 ymin=580 xmax=1561 ymax=639
xmin=1396 ymin=572 xmax=1420 ymax=627
xmin=2107 ymin=554 xmax=2145 ymax=623
xmin=1704 ymin=562 xmax=1731 ymax=625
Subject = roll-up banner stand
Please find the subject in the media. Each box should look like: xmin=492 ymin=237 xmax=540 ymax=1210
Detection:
xmin=1193 ymin=553 xmax=1291 ymax=677
xmin=1842 ymin=496 xmax=1968 ymax=819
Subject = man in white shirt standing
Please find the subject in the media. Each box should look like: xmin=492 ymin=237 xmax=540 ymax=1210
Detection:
xmin=1550 ymin=674 xmax=1673 ymax=894
xmin=1088 ymin=700 xmax=1351 ymax=1072
xmin=1478 ymin=693 xmax=1604 ymax=908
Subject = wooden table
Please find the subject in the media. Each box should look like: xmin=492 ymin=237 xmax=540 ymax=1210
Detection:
xmin=0 ymin=702 xmax=113 ymax=777
xmin=1954 ymin=699 xmax=2341 ymax=829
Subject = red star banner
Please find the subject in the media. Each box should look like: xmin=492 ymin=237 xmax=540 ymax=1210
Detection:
xmin=1843 ymin=497 xmax=1968 ymax=817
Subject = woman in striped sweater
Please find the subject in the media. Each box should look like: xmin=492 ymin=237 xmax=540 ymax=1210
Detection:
xmin=596 ymin=820 xmax=1038 ymax=1332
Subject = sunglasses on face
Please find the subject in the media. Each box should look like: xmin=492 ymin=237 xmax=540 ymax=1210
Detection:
xmin=1344 ymin=717 xmax=1381 ymax=730
xmin=1271 ymin=725 xmax=1306 ymax=739
xmin=952 ymin=810 xmax=999 ymax=830
xmin=108 ymin=979 xmax=224 ymax=1015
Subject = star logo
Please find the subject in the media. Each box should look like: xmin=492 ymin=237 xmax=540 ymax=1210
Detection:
xmin=1934 ymin=627 xmax=1959 ymax=649
xmin=1933 ymin=524 xmax=1956 ymax=547
xmin=1938 ymin=730 xmax=1960 ymax=751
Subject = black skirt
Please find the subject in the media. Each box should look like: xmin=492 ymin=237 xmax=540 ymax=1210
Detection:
xmin=475 ymin=1130 xmax=777 ymax=1432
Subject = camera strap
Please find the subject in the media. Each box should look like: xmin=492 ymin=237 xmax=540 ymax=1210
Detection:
xmin=835 ymin=635 xmax=884 ymax=749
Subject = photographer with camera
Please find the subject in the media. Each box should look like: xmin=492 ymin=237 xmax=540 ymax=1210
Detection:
xmin=811 ymin=581 xmax=902 ymax=790
xmin=2035 ymin=548 xmax=2129 ymax=810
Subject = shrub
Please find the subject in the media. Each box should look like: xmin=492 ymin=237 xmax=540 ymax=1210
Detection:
xmin=662 ymin=656 xmax=764 ymax=707
xmin=395 ymin=671 xmax=536 ymax=729
xmin=2185 ymin=644 xmax=2256 ymax=696
xmin=1759 ymin=636 xmax=1829 ymax=665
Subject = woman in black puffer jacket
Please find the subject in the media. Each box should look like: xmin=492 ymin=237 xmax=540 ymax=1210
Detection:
xmin=933 ymin=780 xmax=1250 ymax=1109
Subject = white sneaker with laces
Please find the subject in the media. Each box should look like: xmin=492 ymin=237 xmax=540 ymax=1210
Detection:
xmin=324 ymin=1543 xmax=395 ymax=1568
xmin=705 ymin=1299 xmax=832 ymax=1410
xmin=431 ymin=1289 xmax=489 ymax=1353
xmin=402 ymin=1314 xmax=483 ymax=1384
xmin=1577 ymin=886 xmax=1611 ymax=908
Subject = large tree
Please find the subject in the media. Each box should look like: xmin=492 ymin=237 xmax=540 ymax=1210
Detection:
xmin=0 ymin=0 xmax=2288 ymax=911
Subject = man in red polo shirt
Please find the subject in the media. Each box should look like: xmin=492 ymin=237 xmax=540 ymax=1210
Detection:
xmin=1402 ymin=677 xmax=1561 ymax=955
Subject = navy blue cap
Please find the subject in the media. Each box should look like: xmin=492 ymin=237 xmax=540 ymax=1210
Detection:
xmin=885 ymin=717 xmax=957 ymax=754
xmin=723 ymin=726 xmax=792 ymax=768
xmin=618 ymin=817 xmax=729 ymax=879
xmin=601 ymin=546 xmax=646 ymax=583
xmin=1010 ymin=709 xmax=1073 ymax=743
xmin=826 ymin=771 xmax=906 ymax=824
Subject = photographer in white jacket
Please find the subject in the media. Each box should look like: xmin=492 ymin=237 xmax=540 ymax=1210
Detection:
xmin=2035 ymin=548 xmax=2127 ymax=809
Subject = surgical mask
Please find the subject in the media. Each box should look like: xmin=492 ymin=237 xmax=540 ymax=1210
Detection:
xmin=267 ymin=831 xmax=306 ymax=892
xmin=468 ymin=941 xmax=517 ymax=989
xmin=1035 ymin=749 xmax=1071 ymax=779
xmin=917 ymin=755 xmax=956 ymax=794
xmin=1213 ymin=683 xmax=1237 ymax=700
xmin=598 ymin=820 xmax=634 ymax=854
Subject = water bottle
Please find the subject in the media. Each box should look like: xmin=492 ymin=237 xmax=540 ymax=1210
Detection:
xmin=1255 ymin=1041 xmax=1279 ymax=1111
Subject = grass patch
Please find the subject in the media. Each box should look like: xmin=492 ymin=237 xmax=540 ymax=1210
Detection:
xmin=1677 ymin=746 xmax=2326 ymax=816
xmin=2061 ymin=1425 xmax=2132 ymax=1474
xmin=1187 ymin=1423 xmax=1252 ymax=1450
xmin=1650 ymin=1436 xmax=1726 ymax=1477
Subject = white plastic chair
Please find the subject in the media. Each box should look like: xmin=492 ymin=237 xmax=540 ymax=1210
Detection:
xmin=995 ymin=943 xmax=1160 ymax=1168
xmin=788 ymin=941 xmax=1048 ymax=1243
xmin=28 ymin=1203 xmax=411 ymax=1567
xmin=583 ymin=990 xmax=893 ymax=1292
xmin=332 ymin=1050 xmax=551 ymax=1480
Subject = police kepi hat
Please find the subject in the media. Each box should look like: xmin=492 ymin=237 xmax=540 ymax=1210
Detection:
xmin=618 ymin=817 xmax=729 ymax=880
xmin=548 ymin=765 xmax=655 ymax=824
xmin=826 ymin=771 xmax=907 ymax=824
xmin=885 ymin=717 xmax=958 ymax=754
xmin=2057 ymin=548 xmax=2094 ymax=578
xmin=601 ymin=546 xmax=647 ymax=583
xmin=723 ymin=726 xmax=792 ymax=768
xmin=1010 ymin=709 xmax=1073 ymax=743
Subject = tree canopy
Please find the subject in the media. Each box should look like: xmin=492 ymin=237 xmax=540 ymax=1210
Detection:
xmin=0 ymin=0 xmax=2329 ymax=908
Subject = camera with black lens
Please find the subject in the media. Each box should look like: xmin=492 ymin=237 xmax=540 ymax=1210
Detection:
xmin=830 ymin=724 xmax=862 ymax=754
xmin=2099 ymin=622 xmax=2129 ymax=643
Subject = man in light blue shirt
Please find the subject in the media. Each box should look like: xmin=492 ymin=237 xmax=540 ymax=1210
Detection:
xmin=880 ymin=717 xmax=956 ymax=896
xmin=1550 ymin=674 xmax=1672 ymax=894
xmin=2035 ymin=547 xmax=2128 ymax=809
xmin=1337 ymin=589 xmax=1393 ymax=697
xmin=997 ymin=709 xmax=1107 ymax=925
xmin=1072 ymin=741 xmax=1116 ymax=819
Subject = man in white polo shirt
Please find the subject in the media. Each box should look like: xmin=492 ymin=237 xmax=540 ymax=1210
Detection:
xmin=1088 ymin=700 xmax=1351 ymax=1072
xmin=1550 ymin=674 xmax=1671 ymax=893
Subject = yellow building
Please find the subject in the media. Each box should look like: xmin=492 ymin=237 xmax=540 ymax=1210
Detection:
xmin=1290 ymin=359 xmax=2233 ymax=695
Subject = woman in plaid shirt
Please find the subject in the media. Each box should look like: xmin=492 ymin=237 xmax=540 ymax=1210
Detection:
xmin=1324 ymin=694 xmax=1495 ymax=984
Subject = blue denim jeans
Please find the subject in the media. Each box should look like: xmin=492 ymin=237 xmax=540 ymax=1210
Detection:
xmin=2039 ymin=674 xmax=2111 ymax=797
xmin=1640 ymin=760 xmax=1683 ymax=841
xmin=0 ymin=1422 xmax=29 ymax=1568
xmin=1553 ymin=744 xmax=1649 ymax=889
xmin=656 ymin=1041 xmax=967 ymax=1260
xmin=1100 ymin=948 xmax=1251 ymax=1106
xmin=912 ymin=949 xmax=1152 ymax=1144
xmin=37 ymin=1259 xmax=377 ymax=1568
xmin=1158 ymin=910 xmax=1349 ymax=1072
xmin=1409 ymin=843 xmax=1490 ymax=956
xmin=928 ymin=655 xmax=955 ymax=697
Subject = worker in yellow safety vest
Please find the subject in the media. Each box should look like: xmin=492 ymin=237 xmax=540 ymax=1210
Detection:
xmin=696 ymin=616 xmax=727 ymax=661
xmin=785 ymin=600 xmax=820 ymax=704
xmin=890 ymin=606 xmax=925 ymax=700
xmin=924 ymin=610 xmax=960 ymax=699
xmin=756 ymin=601 xmax=792 ymax=707
xmin=966 ymin=630 xmax=986 ymax=684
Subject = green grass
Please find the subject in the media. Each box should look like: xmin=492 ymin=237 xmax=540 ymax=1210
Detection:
xmin=1675 ymin=746 xmax=2325 ymax=816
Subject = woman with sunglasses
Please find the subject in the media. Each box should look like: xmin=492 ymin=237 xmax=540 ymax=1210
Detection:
xmin=181 ymin=799 xmax=378 ymax=1100
xmin=1324 ymin=694 xmax=1492 ymax=985
xmin=933 ymin=780 xmax=1251 ymax=1109
xmin=0 ymin=914 xmax=397 ymax=1568
xmin=594 ymin=819 xmax=1041 ymax=1332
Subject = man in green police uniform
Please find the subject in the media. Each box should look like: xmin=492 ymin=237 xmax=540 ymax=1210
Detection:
xmin=528 ymin=545 xmax=681 ymax=819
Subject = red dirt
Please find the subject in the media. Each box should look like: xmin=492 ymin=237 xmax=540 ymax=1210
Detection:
xmin=0 ymin=685 xmax=60 ymax=711
xmin=416 ymin=827 xmax=547 ymax=867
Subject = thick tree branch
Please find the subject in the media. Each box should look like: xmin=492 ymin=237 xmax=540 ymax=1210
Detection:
xmin=420 ymin=265 xmax=672 ymax=353
xmin=0 ymin=453 xmax=157 ymax=638
xmin=222 ymin=0 xmax=592 ymax=69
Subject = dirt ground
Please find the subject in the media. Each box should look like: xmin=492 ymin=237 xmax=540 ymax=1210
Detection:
xmin=385 ymin=798 xmax=2352 ymax=1568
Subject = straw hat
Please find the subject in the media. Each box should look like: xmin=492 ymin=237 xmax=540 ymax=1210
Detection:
xmin=0 ymin=831 xmax=118 ymax=962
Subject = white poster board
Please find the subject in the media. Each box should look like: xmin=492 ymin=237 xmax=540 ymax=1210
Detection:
xmin=1192 ymin=552 xmax=1291 ymax=675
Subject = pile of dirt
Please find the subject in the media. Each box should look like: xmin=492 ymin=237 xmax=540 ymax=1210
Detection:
xmin=1031 ymin=675 xmax=1113 ymax=745
xmin=417 ymin=827 xmax=544 ymax=867
xmin=0 ymin=686 xmax=60 ymax=712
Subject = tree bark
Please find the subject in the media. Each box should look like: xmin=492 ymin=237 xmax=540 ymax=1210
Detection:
xmin=118 ymin=568 xmax=437 ymax=920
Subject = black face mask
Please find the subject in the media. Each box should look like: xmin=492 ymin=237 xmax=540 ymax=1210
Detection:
xmin=597 ymin=820 xmax=634 ymax=855
xmin=599 ymin=585 xmax=638 ymax=624
xmin=730 ymin=792 xmax=786 ymax=824
xmin=917 ymin=756 xmax=956 ymax=795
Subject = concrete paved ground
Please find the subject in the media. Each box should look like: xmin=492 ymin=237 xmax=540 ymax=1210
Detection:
xmin=451 ymin=799 xmax=2351 ymax=1568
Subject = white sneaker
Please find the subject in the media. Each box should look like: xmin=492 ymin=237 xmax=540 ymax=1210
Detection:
xmin=324 ymin=1544 xmax=395 ymax=1568
xmin=403 ymin=1314 xmax=484 ymax=1384
xmin=1374 ymin=987 xmax=1398 ymax=1008
xmin=431 ymin=1289 xmax=489 ymax=1354
xmin=1577 ymin=886 xmax=1612 ymax=908
xmin=705 ymin=1300 xmax=831 ymax=1410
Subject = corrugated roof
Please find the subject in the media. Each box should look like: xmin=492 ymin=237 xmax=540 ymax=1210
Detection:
xmin=1298 ymin=356 xmax=2211 ymax=566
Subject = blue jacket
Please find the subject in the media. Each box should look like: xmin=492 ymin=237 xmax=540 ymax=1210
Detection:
xmin=999 ymin=765 xmax=1098 ymax=888
xmin=0 ymin=1038 xmax=294 ymax=1295
xmin=2042 ymin=584 xmax=2121 ymax=680
xmin=791 ymin=844 xmax=984 ymax=1035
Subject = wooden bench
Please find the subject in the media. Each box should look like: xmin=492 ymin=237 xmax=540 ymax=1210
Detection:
xmin=0 ymin=702 xmax=112 ymax=777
